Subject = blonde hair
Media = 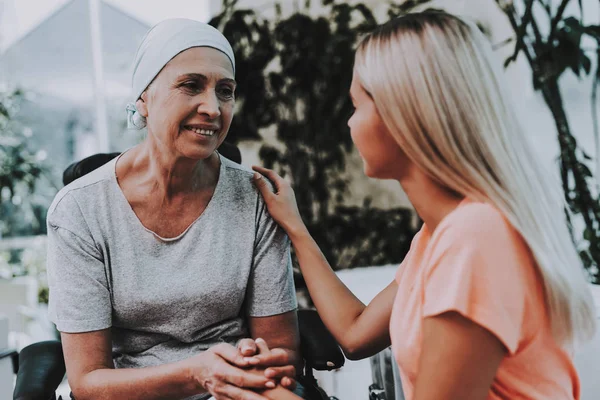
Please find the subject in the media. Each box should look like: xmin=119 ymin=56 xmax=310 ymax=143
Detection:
xmin=354 ymin=11 xmax=596 ymax=347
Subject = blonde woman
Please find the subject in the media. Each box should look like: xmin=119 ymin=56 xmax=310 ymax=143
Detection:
xmin=251 ymin=11 xmax=597 ymax=400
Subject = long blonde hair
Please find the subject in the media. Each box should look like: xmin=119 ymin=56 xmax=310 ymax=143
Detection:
xmin=354 ymin=11 xmax=596 ymax=347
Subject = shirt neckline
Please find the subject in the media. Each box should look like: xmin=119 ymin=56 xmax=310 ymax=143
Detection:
xmin=111 ymin=150 xmax=226 ymax=242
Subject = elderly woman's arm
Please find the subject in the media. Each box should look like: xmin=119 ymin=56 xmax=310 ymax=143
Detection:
xmin=244 ymin=179 xmax=303 ymax=374
xmin=248 ymin=312 xmax=301 ymax=374
xmin=61 ymin=329 xmax=275 ymax=400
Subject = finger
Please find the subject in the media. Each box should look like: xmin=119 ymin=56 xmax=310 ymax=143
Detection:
xmin=280 ymin=377 xmax=297 ymax=390
xmin=252 ymin=166 xmax=285 ymax=186
xmin=212 ymin=343 xmax=249 ymax=367
xmin=245 ymin=338 xmax=273 ymax=365
xmin=265 ymin=365 xmax=296 ymax=379
xmin=254 ymin=338 xmax=271 ymax=354
xmin=237 ymin=338 xmax=258 ymax=357
xmin=251 ymin=172 xmax=277 ymax=197
xmin=224 ymin=366 xmax=276 ymax=390
xmin=251 ymin=348 xmax=290 ymax=366
xmin=245 ymin=338 xmax=272 ymax=366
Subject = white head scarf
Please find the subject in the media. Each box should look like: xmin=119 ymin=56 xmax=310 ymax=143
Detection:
xmin=126 ymin=18 xmax=235 ymax=130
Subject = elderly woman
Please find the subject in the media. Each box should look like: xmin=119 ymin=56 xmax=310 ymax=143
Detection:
xmin=46 ymin=19 xmax=301 ymax=400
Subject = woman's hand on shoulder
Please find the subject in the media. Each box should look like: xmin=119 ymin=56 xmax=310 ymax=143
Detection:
xmin=251 ymin=166 xmax=306 ymax=237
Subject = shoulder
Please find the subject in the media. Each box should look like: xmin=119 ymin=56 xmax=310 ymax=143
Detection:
xmin=220 ymin=154 xmax=253 ymax=177
xmin=220 ymin=156 xmax=276 ymax=195
xmin=48 ymin=160 xmax=115 ymax=225
xmin=426 ymin=199 xmax=532 ymax=269
xmin=436 ymin=200 xmax=517 ymax=245
xmin=422 ymin=200 xmax=538 ymax=295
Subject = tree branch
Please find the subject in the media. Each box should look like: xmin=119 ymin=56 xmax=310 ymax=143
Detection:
xmin=497 ymin=0 xmax=538 ymax=68
xmin=536 ymin=0 xmax=552 ymax=17
xmin=492 ymin=36 xmax=515 ymax=50
xmin=549 ymin=0 xmax=570 ymax=43
xmin=507 ymin=0 xmax=536 ymax=64
xmin=529 ymin=12 xmax=545 ymax=45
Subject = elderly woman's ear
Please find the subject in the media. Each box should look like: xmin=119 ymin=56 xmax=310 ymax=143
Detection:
xmin=135 ymin=94 xmax=149 ymax=118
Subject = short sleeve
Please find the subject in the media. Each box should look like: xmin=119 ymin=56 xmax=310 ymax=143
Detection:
xmin=422 ymin=206 xmax=530 ymax=354
xmin=245 ymin=194 xmax=297 ymax=317
xmin=46 ymin=193 xmax=112 ymax=333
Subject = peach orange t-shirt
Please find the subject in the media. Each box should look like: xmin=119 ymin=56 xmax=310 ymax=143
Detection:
xmin=389 ymin=198 xmax=579 ymax=400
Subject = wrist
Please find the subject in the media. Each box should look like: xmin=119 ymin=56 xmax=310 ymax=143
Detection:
xmin=285 ymin=221 xmax=309 ymax=242
xmin=177 ymin=355 xmax=206 ymax=393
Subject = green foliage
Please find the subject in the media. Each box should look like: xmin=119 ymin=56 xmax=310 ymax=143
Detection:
xmin=0 ymin=89 xmax=50 ymax=237
xmin=314 ymin=202 xmax=416 ymax=269
xmin=497 ymin=0 xmax=600 ymax=283
xmin=210 ymin=0 xmax=426 ymax=269
xmin=209 ymin=7 xmax=276 ymax=143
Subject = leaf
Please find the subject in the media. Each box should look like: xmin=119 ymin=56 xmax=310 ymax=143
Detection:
xmin=579 ymin=162 xmax=593 ymax=178
xmin=584 ymin=25 xmax=600 ymax=40
xmin=0 ymin=103 xmax=8 ymax=118
xmin=580 ymin=249 xmax=593 ymax=268
xmin=581 ymin=54 xmax=592 ymax=75
xmin=562 ymin=17 xmax=585 ymax=46
xmin=550 ymin=36 xmax=582 ymax=78
xmin=208 ymin=15 xmax=223 ymax=29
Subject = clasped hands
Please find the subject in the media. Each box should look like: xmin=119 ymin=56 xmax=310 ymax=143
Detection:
xmin=185 ymin=337 xmax=299 ymax=400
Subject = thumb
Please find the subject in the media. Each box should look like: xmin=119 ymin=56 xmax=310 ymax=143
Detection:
xmin=212 ymin=344 xmax=249 ymax=367
xmin=252 ymin=173 xmax=271 ymax=195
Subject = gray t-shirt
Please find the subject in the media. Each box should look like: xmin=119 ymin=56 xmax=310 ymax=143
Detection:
xmin=46 ymin=153 xmax=297 ymax=373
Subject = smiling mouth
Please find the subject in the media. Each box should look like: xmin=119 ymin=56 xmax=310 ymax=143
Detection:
xmin=183 ymin=125 xmax=218 ymax=137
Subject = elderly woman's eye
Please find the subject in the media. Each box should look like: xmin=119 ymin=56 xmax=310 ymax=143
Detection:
xmin=181 ymin=81 xmax=201 ymax=91
xmin=217 ymin=86 xmax=235 ymax=98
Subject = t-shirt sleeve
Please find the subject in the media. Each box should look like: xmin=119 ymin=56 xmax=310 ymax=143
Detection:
xmin=46 ymin=193 xmax=112 ymax=333
xmin=422 ymin=207 xmax=530 ymax=354
xmin=245 ymin=192 xmax=297 ymax=317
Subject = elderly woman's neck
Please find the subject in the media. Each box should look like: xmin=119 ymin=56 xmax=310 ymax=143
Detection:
xmin=137 ymin=141 xmax=220 ymax=197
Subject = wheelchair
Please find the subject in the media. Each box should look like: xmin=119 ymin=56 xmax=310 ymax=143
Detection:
xmin=10 ymin=308 xmax=346 ymax=400
xmin=7 ymin=142 xmax=400 ymax=400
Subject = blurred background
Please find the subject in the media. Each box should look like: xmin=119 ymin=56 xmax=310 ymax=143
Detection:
xmin=1 ymin=0 xmax=600 ymax=398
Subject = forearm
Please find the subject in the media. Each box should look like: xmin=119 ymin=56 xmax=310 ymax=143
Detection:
xmin=72 ymin=360 xmax=200 ymax=400
xmin=288 ymin=226 xmax=375 ymax=355
xmin=281 ymin=347 xmax=302 ymax=376
xmin=261 ymin=386 xmax=303 ymax=400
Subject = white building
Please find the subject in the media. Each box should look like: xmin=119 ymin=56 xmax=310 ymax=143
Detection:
xmin=0 ymin=0 xmax=150 ymax=171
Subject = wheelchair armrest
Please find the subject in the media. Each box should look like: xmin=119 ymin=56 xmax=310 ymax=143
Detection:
xmin=13 ymin=340 xmax=66 ymax=400
xmin=298 ymin=309 xmax=345 ymax=371
xmin=0 ymin=348 xmax=18 ymax=374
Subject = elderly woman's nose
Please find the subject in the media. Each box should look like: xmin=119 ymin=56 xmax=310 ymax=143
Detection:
xmin=196 ymin=91 xmax=221 ymax=118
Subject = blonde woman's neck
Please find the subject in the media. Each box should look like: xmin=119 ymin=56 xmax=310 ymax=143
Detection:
xmin=399 ymin=167 xmax=464 ymax=233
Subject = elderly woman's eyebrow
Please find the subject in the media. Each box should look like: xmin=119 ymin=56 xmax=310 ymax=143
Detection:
xmin=176 ymin=73 xmax=236 ymax=85
xmin=220 ymin=78 xmax=237 ymax=86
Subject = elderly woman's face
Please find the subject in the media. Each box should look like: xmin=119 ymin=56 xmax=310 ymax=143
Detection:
xmin=137 ymin=47 xmax=235 ymax=160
